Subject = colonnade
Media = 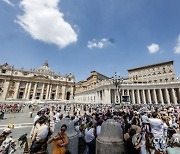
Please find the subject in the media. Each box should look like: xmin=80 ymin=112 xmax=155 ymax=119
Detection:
xmin=1 ymin=80 xmax=73 ymax=101
xmin=120 ymin=88 xmax=179 ymax=104
xmin=75 ymin=84 xmax=180 ymax=105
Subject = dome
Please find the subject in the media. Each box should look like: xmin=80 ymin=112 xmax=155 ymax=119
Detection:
xmin=36 ymin=60 xmax=54 ymax=74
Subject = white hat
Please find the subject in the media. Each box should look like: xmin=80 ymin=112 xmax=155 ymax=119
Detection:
xmin=3 ymin=128 xmax=12 ymax=134
xmin=39 ymin=108 xmax=45 ymax=112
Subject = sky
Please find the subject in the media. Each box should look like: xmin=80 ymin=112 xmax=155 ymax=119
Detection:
xmin=0 ymin=0 xmax=180 ymax=82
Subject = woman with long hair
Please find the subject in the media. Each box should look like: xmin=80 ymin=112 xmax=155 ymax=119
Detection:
xmin=48 ymin=124 xmax=68 ymax=154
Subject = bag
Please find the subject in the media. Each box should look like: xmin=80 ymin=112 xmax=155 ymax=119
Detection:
xmin=30 ymin=142 xmax=42 ymax=153
xmin=30 ymin=141 xmax=47 ymax=153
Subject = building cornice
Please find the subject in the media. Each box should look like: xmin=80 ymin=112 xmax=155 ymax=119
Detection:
xmin=75 ymin=81 xmax=180 ymax=94
xmin=128 ymin=60 xmax=173 ymax=72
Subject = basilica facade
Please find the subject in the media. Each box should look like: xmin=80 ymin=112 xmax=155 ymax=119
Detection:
xmin=0 ymin=61 xmax=75 ymax=102
xmin=75 ymin=61 xmax=180 ymax=105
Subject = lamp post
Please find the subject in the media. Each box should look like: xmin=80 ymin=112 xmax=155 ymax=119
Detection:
xmin=111 ymin=72 xmax=123 ymax=106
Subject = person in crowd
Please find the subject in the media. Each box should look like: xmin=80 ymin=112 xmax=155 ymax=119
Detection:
xmin=85 ymin=121 xmax=96 ymax=154
xmin=141 ymin=112 xmax=149 ymax=128
xmin=48 ymin=124 xmax=68 ymax=154
xmin=30 ymin=116 xmax=49 ymax=154
xmin=96 ymin=119 xmax=103 ymax=136
xmin=148 ymin=112 xmax=167 ymax=154
xmin=54 ymin=110 xmax=61 ymax=124
xmin=126 ymin=128 xmax=140 ymax=154
xmin=34 ymin=111 xmax=41 ymax=124
xmin=0 ymin=128 xmax=15 ymax=153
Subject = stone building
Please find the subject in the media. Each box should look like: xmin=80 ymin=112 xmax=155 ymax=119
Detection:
xmin=0 ymin=61 xmax=75 ymax=102
xmin=75 ymin=61 xmax=180 ymax=105
xmin=128 ymin=61 xmax=176 ymax=83
xmin=76 ymin=71 xmax=109 ymax=93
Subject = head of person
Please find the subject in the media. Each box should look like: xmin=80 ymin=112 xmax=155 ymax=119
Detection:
xmin=125 ymin=123 xmax=131 ymax=133
xmin=40 ymin=109 xmax=46 ymax=116
xmin=37 ymin=111 xmax=41 ymax=116
xmin=97 ymin=119 xmax=103 ymax=126
xmin=2 ymin=128 xmax=12 ymax=137
xmin=61 ymin=124 xmax=67 ymax=134
xmin=152 ymin=112 xmax=158 ymax=118
xmin=59 ymin=114 xmax=63 ymax=120
xmin=38 ymin=116 xmax=46 ymax=125
xmin=129 ymin=128 xmax=136 ymax=137
xmin=46 ymin=108 xmax=50 ymax=115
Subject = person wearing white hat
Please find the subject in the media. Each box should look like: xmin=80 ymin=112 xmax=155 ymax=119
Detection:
xmin=0 ymin=128 xmax=12 ymax=146
xmin=0 ymin=128 xmax=14 ymax=153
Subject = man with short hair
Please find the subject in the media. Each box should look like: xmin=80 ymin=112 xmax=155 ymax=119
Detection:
xmin=148 ymin=112 xmax=167 ymax=154
xmin=30 ymin=116 xmax=49 ymax=153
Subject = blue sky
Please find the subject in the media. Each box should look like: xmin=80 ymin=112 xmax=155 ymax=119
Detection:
xmin=0 ymin=0 xmax=180 ymax=81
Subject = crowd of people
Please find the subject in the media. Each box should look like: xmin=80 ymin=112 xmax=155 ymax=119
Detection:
xmin=0 ymin=103 xmax=180 ymax=154
xmin=0 ymin=103 xmax=25 ymax=117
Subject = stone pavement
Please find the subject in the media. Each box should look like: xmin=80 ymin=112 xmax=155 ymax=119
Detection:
xmin=0 ymin=107 xmax=36 ymax=126
xmin=0 ymin=107 xmax=36 ymax=139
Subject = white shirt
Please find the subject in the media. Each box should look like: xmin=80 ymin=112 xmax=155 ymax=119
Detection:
xmin=169 ymin=119 xmax=178 ymax=128
xmin=85 ymin=128 xmax=95 ymax=143
xmin=96 ymin=126 xmax=101 ymax=136
xmin=37 ymin=124 xmax=49 ymax=140
xmin=141 ymin=115 xmax=148 ymax=123
xmin=55 ymin=112 xmax=60 ymax=122
xmin=149 ymin=118 xmax=164 ymax=137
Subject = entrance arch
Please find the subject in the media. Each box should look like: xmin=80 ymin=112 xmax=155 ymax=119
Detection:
xmin=66 ymin=92 xmax=70 ymax=100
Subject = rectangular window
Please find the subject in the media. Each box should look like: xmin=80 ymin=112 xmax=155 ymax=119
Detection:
xmin=1 ymin=69 xmax=6 ymax=73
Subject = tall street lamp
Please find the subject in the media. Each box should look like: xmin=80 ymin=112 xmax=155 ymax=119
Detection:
xmin=111 ymin=72 xmax=123 ymax=106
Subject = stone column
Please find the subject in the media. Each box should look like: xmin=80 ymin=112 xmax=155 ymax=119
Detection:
xmin=147 ymin=89 xmax=152 ymax=104
xmin=62 ymin=86 xmax=66 ymax=100
xmin=126 ymin=89 xmax=129 ymax=96
xmin=153 ymin=89 xmax=158 ymax=104
xmin=40 ymin=84 xmax=45 ymax=100
xmin=70 ymin=86 xmax=74 ymax=100
xmin=171 ymin=88 xmax=177 ymax=104
xmin=95 ymin=91 xmax=98 ymax=103
xmin=55 ymin=85 xmax=59 ymax=100
xmin=105 ymin=89 xmax=111 ymax=104
xmin=142 ymin=89 xmax=146 ymax=104
xmin=98 ymin=91 xmax=101 ymax=103
xmin=178 ymin=88 xmax=180 ymax=104
xmin=158 ymin=89 xmax=164 ymax=104
xmin=13 ymin=81 xmax=20 ymax=99
xmin=122 ymin=89 xmax=125 ymax=96
xmin=1 ymin=80 xmax=10 ymax=101
xmin=32 ymin=83 xmax=37 ymax=100
xmin=114 ymin=89 xmax=119 ymax=103
xmin=48 ymin=84 xmax=52 ymax=99
xmin=23 ymin=82 xmax=29 ymax=99
xmin=45 ymin=84 xmax=50 ymax=100
xmin=26 ymin=82 xmax=32 ymax=100
xmin=165 ymin=88 xmax=170 ymax=104
xmin=131 ymin=89 xmax=135 ymax=104
xmin=137 ymin=90 xmax=141 ymax=104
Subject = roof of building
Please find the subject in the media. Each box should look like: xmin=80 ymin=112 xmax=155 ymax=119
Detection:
xmin=128 ymin=60 xmax=173 ymax=72
xmin=88 ymin=71 xmax=109 ymax=80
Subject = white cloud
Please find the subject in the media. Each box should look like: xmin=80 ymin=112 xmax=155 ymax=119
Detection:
xmin=2 ymin=0 xmax=14 ymax=7
xmin=87 ymin=38 xmax=112 ymax=49
xmin=174 ymin=35 xmax=180 ymax=54
xmin=147 ymin=43 xmax=160 ymax=54
xmin=16 ymin=0 xmax=77 ymax=48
